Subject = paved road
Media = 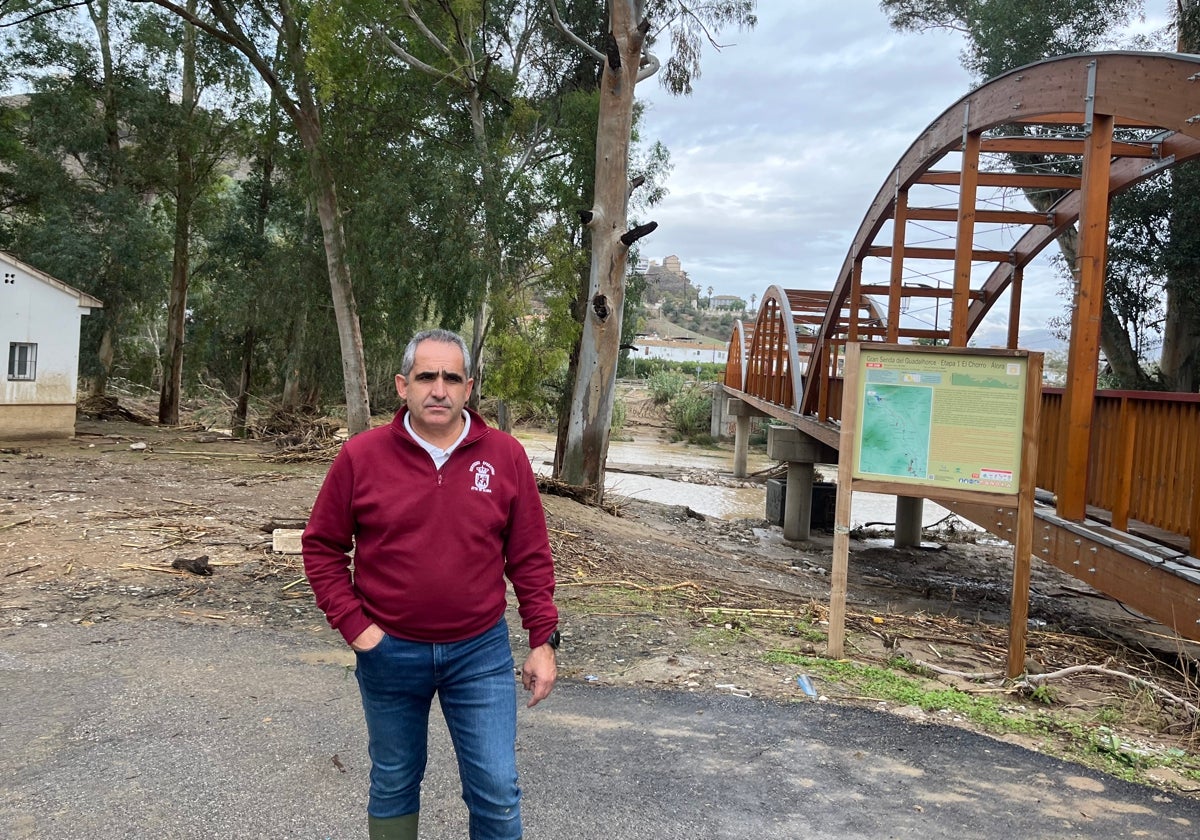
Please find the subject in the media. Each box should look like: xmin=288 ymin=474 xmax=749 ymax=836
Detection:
xmin=2 ymin=620 xmax=1196 ymax=839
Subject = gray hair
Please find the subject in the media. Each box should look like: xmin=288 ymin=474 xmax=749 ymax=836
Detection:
xmin=400 ymin=329 xmax=472 ymax=377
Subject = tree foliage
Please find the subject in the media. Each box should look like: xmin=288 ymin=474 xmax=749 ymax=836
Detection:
xmin=882 ymin=0 xmax=1139 ymax=80
xmin=0 ymin=0 xmax=693 ymax=433
xmin=881 ymin=0 xmax=1200 ymax=391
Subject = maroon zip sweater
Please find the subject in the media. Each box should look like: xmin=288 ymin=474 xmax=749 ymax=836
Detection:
xmin=302 ymin=407 xmax=558 ymax=649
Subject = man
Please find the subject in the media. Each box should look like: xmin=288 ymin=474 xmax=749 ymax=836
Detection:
xmin=303 ymin=329 xmax=559 ymax=840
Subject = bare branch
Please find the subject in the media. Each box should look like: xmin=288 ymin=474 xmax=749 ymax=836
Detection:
xmin=399 ymin=0 xmax=454 ymax=61
xmin=1022 ymin=664 xmax=1200 ymax=718
xmin=620 ymin=221 xmax=657 ymax=248
xmin=547 ymin=0 xmax=603 ymax=62
xmin=373 ymin=25 xmax=466 ymax=88
xmin=636 ymin=51 xmax=660 ymax=83
xmin=137 ymin=0 xmax=293 ymax=118
xmin=0 ymin=0 xmax=89 ymax=28
xmin=626 ymin=173 xmax=646 ymax=201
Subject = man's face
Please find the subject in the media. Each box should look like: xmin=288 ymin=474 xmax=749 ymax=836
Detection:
xmin=396 ymin=339 xmax=474 ymax=441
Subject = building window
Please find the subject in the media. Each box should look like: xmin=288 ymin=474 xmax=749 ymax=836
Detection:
xmin=7 ymin=342 xmax=36 ymax=381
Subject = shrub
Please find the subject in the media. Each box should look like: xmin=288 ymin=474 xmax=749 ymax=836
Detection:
xmin=647 ymin=369 xmax=687 ymax=404
xmin=610 ymin=396 xmax=627 ymax=433
xmin=667 ymin=385 xmax=712 ymax=439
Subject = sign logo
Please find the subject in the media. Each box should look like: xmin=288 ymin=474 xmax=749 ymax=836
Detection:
xmin=469 ymin=460 xmax=495 ymax=493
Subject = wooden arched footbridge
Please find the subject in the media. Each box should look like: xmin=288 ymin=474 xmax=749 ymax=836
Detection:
xmin=721 ymin=52 xmax=1200 ymax=643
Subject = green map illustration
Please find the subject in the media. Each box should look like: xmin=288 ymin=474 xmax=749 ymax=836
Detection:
xmin=858 ymin=384 xmax=934 ymax=479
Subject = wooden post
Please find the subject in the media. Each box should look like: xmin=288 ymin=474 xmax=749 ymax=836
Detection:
xmin=1007 ymin=352 xmax=1043 ymax=678
xmin=1007 ymin=267 xmax=1023 ymax=350
xmin=828 ymin=342 xmax=861 ymax=659
xmin=950 ymin=129 xmax=981 ymax=346
xmin=1057 ymin=112 xmax=1114 ymax=521
xmin=887 ymin=190 xmax=907 ymax=343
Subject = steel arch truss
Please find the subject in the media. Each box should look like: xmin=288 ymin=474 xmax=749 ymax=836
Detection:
xmin=796 ymin=51 xmax=1200 ymax=423
xmin=733 ymin=286 xmax=885 ymax=412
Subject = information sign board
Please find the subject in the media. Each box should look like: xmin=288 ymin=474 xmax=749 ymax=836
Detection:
xmin=851 ymin=346 xmax=1029 ymax=495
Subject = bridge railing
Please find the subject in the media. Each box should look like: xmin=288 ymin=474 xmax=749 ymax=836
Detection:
xmin=1040 ymin=389 xmax=1200 ymax=553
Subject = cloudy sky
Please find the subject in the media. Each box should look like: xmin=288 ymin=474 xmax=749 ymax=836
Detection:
xmin=634 ymin=2 xmax=1064 ymax=350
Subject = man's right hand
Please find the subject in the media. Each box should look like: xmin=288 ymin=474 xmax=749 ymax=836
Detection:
xmin=350 ymin=623 xmax=385 ymax=652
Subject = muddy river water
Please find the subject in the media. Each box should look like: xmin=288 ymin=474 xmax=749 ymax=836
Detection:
xmin=515 ymin=430 xmax=962 ymax=528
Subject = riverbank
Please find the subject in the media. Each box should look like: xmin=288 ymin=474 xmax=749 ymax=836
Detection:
xmin=1 ymin=400 xmax=1198 ymax=795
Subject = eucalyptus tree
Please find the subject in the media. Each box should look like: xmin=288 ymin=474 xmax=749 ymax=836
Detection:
xmin=882 ymin=0 xmax=1200 ymax=390
xmin=140 ymin=0 xmax=374 ymax=434
xmin=331 ymin=0 xmax=606 ymax=420
xmin=549 ymin=0 xmax=756 ymax=500
xmin=0 ymin=1 xmax=173 ymax=395
xmin=126 ymin=2 xmax=258 ymax=424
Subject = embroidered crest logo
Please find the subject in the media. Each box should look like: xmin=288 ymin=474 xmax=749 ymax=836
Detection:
xmin=469 ymin=460 xmax=495 ymax=493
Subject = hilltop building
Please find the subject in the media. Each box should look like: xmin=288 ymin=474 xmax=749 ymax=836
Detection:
xmin=641 ymin=255 xmax=694 ymax=302
xmin=711 ymin=294 xmax=746 ymax=310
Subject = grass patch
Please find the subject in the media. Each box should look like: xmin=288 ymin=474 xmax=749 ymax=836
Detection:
xmin=764 ymin=651 xmax=1044 ymax=735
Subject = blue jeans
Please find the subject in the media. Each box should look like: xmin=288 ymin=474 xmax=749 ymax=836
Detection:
xmin=354 ymin=618 xmax=522 ymax=840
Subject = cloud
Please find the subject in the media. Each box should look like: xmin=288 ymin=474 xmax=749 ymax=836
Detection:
xmin=634 ymin=1 xmax=1070 ymax=340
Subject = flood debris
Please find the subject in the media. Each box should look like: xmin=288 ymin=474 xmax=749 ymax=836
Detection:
xmin=77 ymin=395 xmax=156 ymax=425
xmin=171 ymin=555 xmax=213 ymax=576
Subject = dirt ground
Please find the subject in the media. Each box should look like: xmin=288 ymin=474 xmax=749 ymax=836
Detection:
xmin=2 ymin=391 xmax=1199 ymax=797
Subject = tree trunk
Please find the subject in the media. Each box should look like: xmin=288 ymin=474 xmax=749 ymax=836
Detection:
xmin=158 ymin=203 xmax=190 ymax=425
xmin=302 ymin=135 xmax=370 ymax=433
xmin=281 ymin=305 xmax=306 ymax=411
xmin=1158 ymin=3 xmax=1200 ymax=391
xmin=469 ymin=296 xmax=486 ymax=411
xmin=89 ymin=0 xmax=122 ymax=399
xmin=557 ymin=4 xmax=647 ymax=500
xmin=92 ymin=327 xmax=114 ymax=397
xmin=232 ymin=324 xmax=254 ymax=437
xmin=284 ymin=15 xmax=372 ymax=435
xmin=159 ymin=3 xmax=198 ymax=425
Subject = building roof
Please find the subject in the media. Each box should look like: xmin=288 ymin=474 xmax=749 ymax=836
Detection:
xmin=2 ymin=251 xmax=103 ymax=309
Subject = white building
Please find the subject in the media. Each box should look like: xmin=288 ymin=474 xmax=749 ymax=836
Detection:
xmin=1 ymin=252 xmax=102 ymax=439
xmin=631 ymin=337 xmax=728 ymax=365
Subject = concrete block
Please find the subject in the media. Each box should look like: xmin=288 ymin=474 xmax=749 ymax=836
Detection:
xmin=726 ymin=399 xmax=768 ymax=418
xmin=765 ymin=480 xmax=837 ymax=529
xmin=272 ymin=528 xmax=304 ymax=554
xmin=766 ymin=426 xmax=838 ymax=464
xmin=766 ymin=479 xmax=786 ymax=525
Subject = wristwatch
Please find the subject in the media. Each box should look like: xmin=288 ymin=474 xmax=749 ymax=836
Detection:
xmin=545 ymin=629 xmax=561 ymax=650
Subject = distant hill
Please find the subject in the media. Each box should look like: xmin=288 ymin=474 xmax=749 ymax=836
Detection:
xmin=643 ymin=314 xmax=724 ymax=345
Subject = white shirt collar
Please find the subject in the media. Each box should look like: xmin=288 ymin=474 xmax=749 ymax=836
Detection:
xmin=403 ymin=410 xmax=471 ymax=469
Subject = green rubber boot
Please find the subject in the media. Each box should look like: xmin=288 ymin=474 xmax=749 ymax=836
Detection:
xmin=368 ymin=812 xmax=419 ymax=840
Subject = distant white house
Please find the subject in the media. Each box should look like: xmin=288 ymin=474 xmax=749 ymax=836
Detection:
xmin=1 ymin=252 xmax=102 ymax=439
xmin=631 ymin=336 xmax=728 ymax=365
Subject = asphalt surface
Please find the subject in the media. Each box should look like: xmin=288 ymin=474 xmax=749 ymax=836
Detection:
xmin=2 ymin=620 xmax=1197 ymax=839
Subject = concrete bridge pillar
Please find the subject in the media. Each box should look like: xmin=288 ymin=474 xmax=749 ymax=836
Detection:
xmin=894 ymin=496 xmax=924 ymax=548
xmin=726 ymin=399 xmax=767 ymax=478
xmin=767 ymin=426 xmax=838 ymax=541
xmin=710 ymin=384 xmax=735 ymax=440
